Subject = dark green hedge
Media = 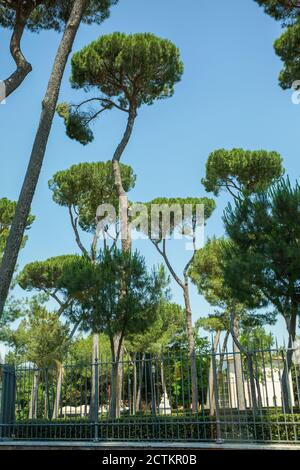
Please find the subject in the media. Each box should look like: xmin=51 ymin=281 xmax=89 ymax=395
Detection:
xmin=2 ymin=413 xmax=299 ymax=442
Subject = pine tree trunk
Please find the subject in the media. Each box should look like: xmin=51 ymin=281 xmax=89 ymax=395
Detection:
xmin=183 ymin=279 xmax=199 ymax=413
xmin=0 ymin=0 xmax=88 ymax=317
xmin=28 ymin=370 xmax=39 ymax=420
xmin=52 ymin=365 xmax=64 ymax=420
xmin=206 ymin=330 xmax=221 ymax=415
xmin=109 ymin=332 xmax=124 ymax=419
xmin=232 ymin=316 xmax=246 ymax=411
xmin=219 ymin=330 xmax=230 ymax=408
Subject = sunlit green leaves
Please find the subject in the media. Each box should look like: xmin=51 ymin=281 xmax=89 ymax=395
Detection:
xmin=70 ymin=32 xmax=184 ymax=107
xmin=202 ymin=149 xmax=284 ymax=197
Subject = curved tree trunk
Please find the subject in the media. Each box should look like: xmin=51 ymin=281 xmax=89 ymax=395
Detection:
xmin=2 ymin=4 xmax=34 ymax=101
xmin=0 ymin=0 xmax=88 ymax=317
xmin=52 ymin=364 xmax=64 ymax=420
xmin=232 ymin=315 xmax=246 ymax=411
xmin=183 ymin=278 xmax=199 ymax=413
xmin=109 ymin=332 xmax=124 ymax=419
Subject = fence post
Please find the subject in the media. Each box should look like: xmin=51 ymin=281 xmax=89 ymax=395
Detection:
xmin=93 ymin=358 xmax=99 ymax=441
xmin=212 ymin=352 xmax=223 ymax=444
xmin=0 ymin=365 xmax=16 ymax=439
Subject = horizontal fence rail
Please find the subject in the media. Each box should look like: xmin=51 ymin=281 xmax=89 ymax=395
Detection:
xmin=0 ymin=346 xmax=299 ymax=443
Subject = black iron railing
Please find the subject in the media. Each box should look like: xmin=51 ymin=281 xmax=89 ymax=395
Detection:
xmin=0 ymin=346 xmax=299 ymax=443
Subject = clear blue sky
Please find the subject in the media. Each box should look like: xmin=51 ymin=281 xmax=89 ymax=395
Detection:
xmin=1 ymin=0 xmax=298 ymax=345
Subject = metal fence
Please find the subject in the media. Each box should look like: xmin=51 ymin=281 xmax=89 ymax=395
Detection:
xmin=0 ymin=345 xmax=299 ymax=443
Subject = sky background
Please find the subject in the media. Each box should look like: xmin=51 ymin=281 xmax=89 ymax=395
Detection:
xmin=1 ymin=0 xmax=299 ymax=356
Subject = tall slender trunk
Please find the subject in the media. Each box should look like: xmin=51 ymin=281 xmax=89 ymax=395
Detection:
xmin=28 ymin=370 xmax=39 ymax=420
xmin=109 ymin=332 xmax=124 ymax=419
xmin=282 ymin=313 xmax=297 ymax=413
xmin=108 ymin=108 xmax=137 ymax=418
xmin=232 ymin=316 xmax=246 ymax=411
xmin=206 ymin=330 xmax=221 ymax=415
xmin=0 ymin=0 xmax=88 ymax=317
xmin=183 ymin=277 xmax=199 ymax=413
xmin=90 ymin=333 xmax=99 ymax=421
xmin=52 ymin=365 xmax=64 ymax=420
xmin=219 ymin=330 xmax=230 ymax=408
xmin=136 ymin=353 xmax=145 ymax=413
xmin=51 ymin=321 xmax=80 ymax=420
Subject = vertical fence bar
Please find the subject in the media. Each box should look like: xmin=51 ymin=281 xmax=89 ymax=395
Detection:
xmin=212 ymin=350 xmax=222 ymax=444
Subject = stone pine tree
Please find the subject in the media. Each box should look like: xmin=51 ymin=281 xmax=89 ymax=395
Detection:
xmin=202 ymin=149 xmax=283 ymax=343
xmin=202 ymin=149 xmax=284 ymax=200
xmin=49 ymin=160 xmax=135 ymax=415
xmin=223 ymin=178 xmax=300 ymax=411
xmin=19 ymin=160 xmax=135 ymax=419
xmin=56 ymin=32 xmax=183 ymax=410
xmin=201 ymin=148 xmax=283 ymax=410
xmin=57 ymin=32 xmax=183 ymax=253
xmin=0 ymin=0 xmax=118 ymax=316
xmin=138 ymin=197 xmax=215 ymax=413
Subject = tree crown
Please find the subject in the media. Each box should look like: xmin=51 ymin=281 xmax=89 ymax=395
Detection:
xmin=49 ymin=161 xmax=136 ymax=232
xmin=202 ymin=148 xmax=284 ymax=197
xmin=0 ymin=0 xmax=118 ymax=32
xmin=57 ymin=32 xmax=183 ymax=144
xmin=59 ymin=249 xmax=169 ymax=339
xmin=138 ymin=197 xmax=216 ymax=241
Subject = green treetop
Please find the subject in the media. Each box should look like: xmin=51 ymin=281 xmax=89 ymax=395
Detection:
xmin=49 ymin=161 xmax=136 ymax=256
xmin=3 ymin=298 xmax=69 ymax=368
xmin=202 ymin=149 xmax=284 ymax=198
xmin=189 ymin=237 xmax=276 ymax=327
xmin=274 ymin=20 xmax=300 ymax=89
xmin=57 ymin=32 xmax=183 ymax=145
xmin=18 ymin=255 xmax=78 ymax=317
xmin=58 ymin=249 xmax=169 ymax=360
